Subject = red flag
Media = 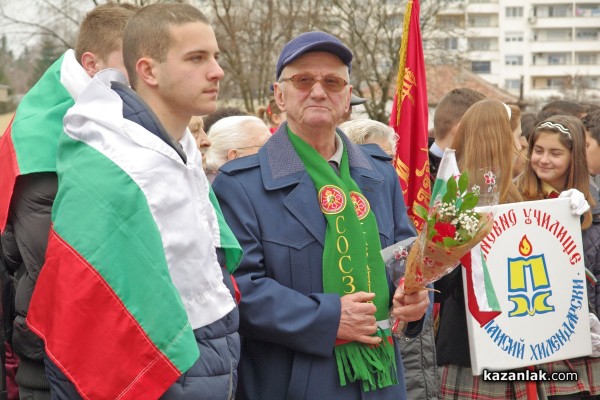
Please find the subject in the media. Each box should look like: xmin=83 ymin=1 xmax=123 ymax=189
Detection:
xmin=389 ymin=0 xmax=430 ymax=232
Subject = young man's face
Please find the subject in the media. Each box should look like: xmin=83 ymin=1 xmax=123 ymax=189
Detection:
xmin=155 ymin=22 xmax=224 ymax=119
xmin=586 ymin=130 xmax=600 ymax=175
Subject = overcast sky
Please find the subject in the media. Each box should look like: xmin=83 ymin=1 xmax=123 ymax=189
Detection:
xmin=0 ymin=0 xmax=93 ymax=56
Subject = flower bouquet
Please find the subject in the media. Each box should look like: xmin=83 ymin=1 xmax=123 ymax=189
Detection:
xmin=386 ymin=151 xmax=497 ymax=335
xmin=405 ymin=171 xmax=494 ymax=293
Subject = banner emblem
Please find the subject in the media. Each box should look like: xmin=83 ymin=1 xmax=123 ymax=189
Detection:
xmin=508 ymin=235 xmax=554 ymax=317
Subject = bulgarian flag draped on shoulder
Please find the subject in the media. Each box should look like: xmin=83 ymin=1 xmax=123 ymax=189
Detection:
xmin=0 ymin=49 xmax=89 ymax=232
xmin=27 ymin=69 xmax=242 ymax=400
xmin=433 ymin=149 xmax=502 ymax=326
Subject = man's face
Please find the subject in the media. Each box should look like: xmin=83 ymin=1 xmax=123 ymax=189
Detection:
xmin=586 ymin=130 xmax=600 ymax=175
xmin=188 ymin=116 xmax=211 ymax=153
xmin=273 ymin=52 xmax=351 ymax=133
xmin=154 ymin=22 xmax=224 ymax=120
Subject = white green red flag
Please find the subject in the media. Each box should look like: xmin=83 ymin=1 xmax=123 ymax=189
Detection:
xmin=0 ymin=50 xmax=89 ymax=232
xmin=433 ymin=149 xmax=501 ymax=326
xmin=390 ymin=0 xmax=431 ymax=233
xmin=27 ymin=70 xmax=241 ymax=399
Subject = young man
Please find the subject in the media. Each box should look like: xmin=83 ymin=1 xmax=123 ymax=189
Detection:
xmin=212 ymin=31 xmax=429 ymax=400
xmin=0 ymin=4 xmax=137 ymax=399
xmin=429 ymin=88 xmax=485 ymax=180
xmin=26 ymin=4 xmax=241 ymax=400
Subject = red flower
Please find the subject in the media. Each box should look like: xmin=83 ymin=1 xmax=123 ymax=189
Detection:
xmin=432 ymin=222 xmax=457 ymax=243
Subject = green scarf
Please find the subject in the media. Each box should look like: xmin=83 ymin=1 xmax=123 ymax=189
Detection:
xmin=288 ymin=129 xmax=397 ymax=392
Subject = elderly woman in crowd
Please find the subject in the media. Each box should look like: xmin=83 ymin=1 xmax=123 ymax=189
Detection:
xmin=204 ymin=115 xmax=271 ymax=183
xmin=339 ymin=119 xmax=397 ymax=157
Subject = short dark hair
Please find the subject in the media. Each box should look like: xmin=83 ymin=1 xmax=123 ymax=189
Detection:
xmin=75 ymin=2 xmax=139 ymax=64
xmin=583 ymin=109 xmax=600 ymax=145
xmin=520 ymin=112 xmax=537 ymax=139
xmin=433 ymin=88 xmax=486 ymax=140
xmin=541 ymin=100 xmax=586 ymax=118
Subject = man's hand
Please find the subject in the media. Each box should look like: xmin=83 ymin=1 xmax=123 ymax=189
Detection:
xmin=390 ymin=280 xmax=430 ymax=323
xmin=337 ymin=292 xmax=381 ymax=345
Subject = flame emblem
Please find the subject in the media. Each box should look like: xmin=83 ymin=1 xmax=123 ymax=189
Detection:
xmin=519 ymin=235 xmax=532 ymax=257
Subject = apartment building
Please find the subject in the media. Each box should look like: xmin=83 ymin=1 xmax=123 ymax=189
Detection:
xmin=428 ymin=0 xmax=600 ymax=103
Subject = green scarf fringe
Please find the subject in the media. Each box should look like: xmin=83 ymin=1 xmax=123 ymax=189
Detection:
xmin=334 ymin=328 xmax=398 ymax=392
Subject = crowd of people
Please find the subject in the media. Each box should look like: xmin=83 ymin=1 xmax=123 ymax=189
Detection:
xmin=0 ymin=2 xmax=599 ymax=400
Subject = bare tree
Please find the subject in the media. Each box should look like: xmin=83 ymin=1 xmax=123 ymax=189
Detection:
xmin=1 ymin=0 xmax=454 ymax=120
xmin=317 ymin=0 xmax=455 ymax=122
xmin=200 ymin=0 xmax=330 ymax=113
xmin=0 ymin=0 xmax=178 ymax=52
xmin=0 ymin=0 xmax=92 ymax=50
xmin=202 ymin=0 xmax=454 ymax=121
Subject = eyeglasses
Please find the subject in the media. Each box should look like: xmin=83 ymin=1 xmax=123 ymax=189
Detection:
xmin=279 ymin=74 xmax=348 ymax=92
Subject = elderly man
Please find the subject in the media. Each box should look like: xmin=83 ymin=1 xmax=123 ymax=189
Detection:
xmin=213 ymin=31 xmax=429 ymax=399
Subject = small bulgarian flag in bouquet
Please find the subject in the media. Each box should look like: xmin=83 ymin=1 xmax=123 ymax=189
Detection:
xmin=386 ymin=149 xmax=500 ymax=334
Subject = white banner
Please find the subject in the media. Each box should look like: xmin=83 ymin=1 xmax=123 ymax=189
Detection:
xmin=464 ymin=198 xmax=592 ymax=375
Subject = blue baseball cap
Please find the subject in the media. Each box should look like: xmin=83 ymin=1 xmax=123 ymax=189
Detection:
xmin=275 ymin=31 xmax=353 ymax=81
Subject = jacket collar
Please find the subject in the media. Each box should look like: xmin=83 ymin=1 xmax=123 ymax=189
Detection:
xmin=259 ymin=122 xmax=382 ymax=190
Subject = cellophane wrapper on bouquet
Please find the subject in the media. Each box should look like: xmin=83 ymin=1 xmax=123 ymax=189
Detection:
xmin=389 ymin=154 xmax=498 ymax=335
xmin=402 ymin=210 xmax=493 ymax=295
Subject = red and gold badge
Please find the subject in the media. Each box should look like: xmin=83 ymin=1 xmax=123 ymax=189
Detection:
xmin=319 ymin=185 xmax=346 ymax=214
xmin=350 ymin=192 xmax=370 ymax=220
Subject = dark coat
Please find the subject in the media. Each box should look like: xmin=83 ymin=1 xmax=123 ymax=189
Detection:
xmin=434 ymin=267 xmax=471 ymax=367
xmin=2 ymin=172 xmax=56 ymax=391
xmin=583 ymin=184 xmax=600 ymax=314
xmin=213 ymin=125 xmax=420 ymax=400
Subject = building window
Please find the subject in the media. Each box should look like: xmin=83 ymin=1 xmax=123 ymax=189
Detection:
xmin=550 ymin=29 xmax=571 ymax=41
xmin=549 ymin=6 xmax=569 ymax=17
xmin=576 ymin=76 xmax=598 ymax=89
xmin=506 ymin=7 xmax=524 ymax=18
xmin=472 ymin=61 xmax=491 ymax=74
xmin=547 ymin=78 xmax=565 ymax=89
xmin=438 ymin=15 xmax=463 ymax=28
xmin=443 ymin=37 xmax=458 ymax=50
xmin=505 ymin=32 xmax=524 ymax=42
xmin=468 ymin=38 xmax=496 ymax=51
xmin=576 ymin=29 xmax=599 ymax=40
xmin=468 ymin=15 xmax=493 ymax=27
xmin=575 ymin=5 xmax=600 ymax=17
xmin=505 ymin=55 xmax=524 ymax=66
xmin=577 ymin=53 xmax=598 ymax=65
xmin=548 ymin=53 xmax=568 ymax=65
xmin=505 ymin=79 xmax=521 ymax=90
